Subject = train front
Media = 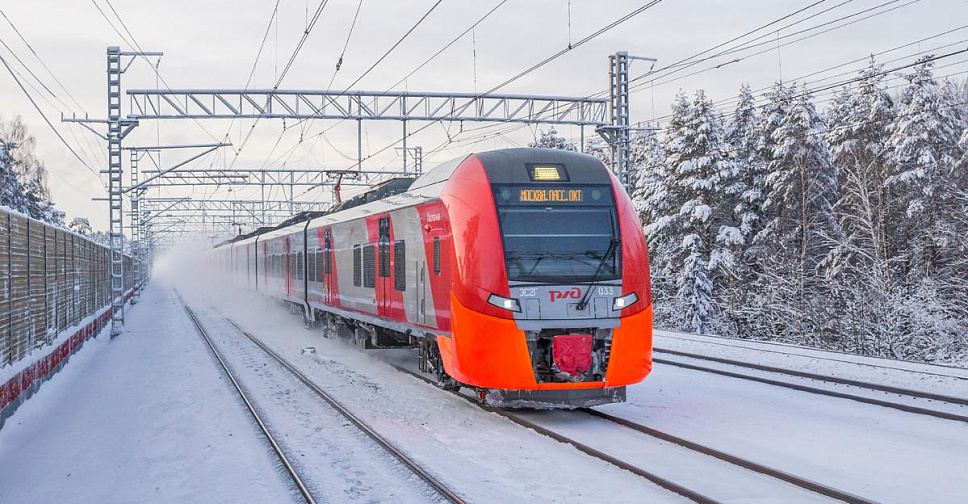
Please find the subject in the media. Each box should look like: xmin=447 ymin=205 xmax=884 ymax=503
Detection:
xmin=439 ymin=148 xmax=653 ymax=408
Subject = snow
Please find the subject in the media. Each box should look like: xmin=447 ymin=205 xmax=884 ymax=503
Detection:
xmin=0 ymin=304 xmax=107 ymax=386
xmin=603 ymin=331 xmax=968 ymax=503
xmin=655 ymin=330 xmax=968 ymax=398
xmin=169 ymin=267 xmax=690 ymax=504
xmin=4 ymin=246 xmax=968 ymax=503
xmin=0 ymin=283 xmax=299 ymax=504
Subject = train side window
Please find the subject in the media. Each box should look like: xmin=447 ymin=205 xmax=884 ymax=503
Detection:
xmin=363 ymin=244 xmax=376 ymax=288
xmin=324 ymin=230 xmax=332 ymax=274
xmin=353 ymin=245 xmax=362 ymax=287
xmin=393 ymin=240 xmax=405 ymax=291
xmin=297 ymin=251 xmax=304 ymax=281
xmin=433 ymin=237 xmax=440 ymax=275
xmin=315 ymin=250 xmax=328 ymax=282
xmin=378 ymin=242 xmax=390 ymax=278
xmin=307 ymin=250 xmax=316 ymax=282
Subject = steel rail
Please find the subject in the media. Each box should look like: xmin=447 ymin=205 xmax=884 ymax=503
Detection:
xmin=181 ymin=303 xmax=316 ymax=504
xmin=388 ymin=364 xmax=722 ymax=504
xmin=656 ymin=332 xmax=968 ymax=378
xmin=579 ymin=408 xmax=879 ymax=504
xmin=654 ymin=347 xmax=968 ymax=406
xmin=225 ymin=320 xmax=466 ymax=504
xmin=655 ymin=357 xmax=968 ymax=424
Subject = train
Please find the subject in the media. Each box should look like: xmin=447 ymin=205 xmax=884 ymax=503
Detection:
xmin=213 ymin=148 xmax=653 ymax=408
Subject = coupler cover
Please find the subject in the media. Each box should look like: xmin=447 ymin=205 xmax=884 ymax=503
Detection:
xmin=553 ymin=334 xmax=593 ymax=376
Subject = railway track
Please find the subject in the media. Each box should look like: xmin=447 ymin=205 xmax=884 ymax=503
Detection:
xmin=387 ymin=361 xmax=884 ymax=504
xmin=653 ymin=349 xmax=968 ymax=424
xmin=385 ymin=364 xmax=725 ymax=504
xmin=221 ymin=319 xmax=466 ymax=504
xmin=656 ymin=333 xmax=968 ymax=380
xmin=182 ymin=303 xmax=317 ymax=504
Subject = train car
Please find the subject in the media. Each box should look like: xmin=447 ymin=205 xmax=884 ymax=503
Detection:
xmin=214 ymin=148 xmax=652 ymax=408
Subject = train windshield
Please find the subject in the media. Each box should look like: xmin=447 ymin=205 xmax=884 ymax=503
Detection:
xmin=493 ymin=184 xmax=620 ymax=283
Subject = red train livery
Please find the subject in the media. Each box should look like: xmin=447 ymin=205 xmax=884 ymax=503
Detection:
xmin=213 ymin=148 xmax=653 ymax=408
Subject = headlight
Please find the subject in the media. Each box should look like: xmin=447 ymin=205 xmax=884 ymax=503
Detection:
xmin=612 ymin=292 xmax=638 ymax=311
xmin=487 ymin=293 xmax=521 ymax=312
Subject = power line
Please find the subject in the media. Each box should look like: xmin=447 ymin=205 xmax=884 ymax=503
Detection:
xmin=483 ymin=0 xmax=665 ymax=95
xmin=385 ymin=0 xmax=507 ymax=91
xmin=647 ymin=46 xmax=968 ymax=124
xmin=0 ymin=51 xmax=101 ymax=178
xmin=637 ymin=0 xmax=920 ymax=93
xmin=275 ymin=0 xmax=332 ymax=88
xmin=91 ymin=0 xmax=221 ymax=143
xmin=338 ymin=0 xmax=445 ymax=93
xmin=283 ymin=0 xmax=662 ymax=186
xmin=618 ymin=0 xmax=855 ymax=94
xmin=330 ymin=0 xmax=365 ymax=89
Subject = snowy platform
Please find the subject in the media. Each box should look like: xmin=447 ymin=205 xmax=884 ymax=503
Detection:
xmin=0 ymin=284 xmax=297 ymax=503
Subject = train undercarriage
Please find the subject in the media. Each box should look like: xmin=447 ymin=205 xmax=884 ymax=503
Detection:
xmin=283 ymin=301 xmax=625 ymax=409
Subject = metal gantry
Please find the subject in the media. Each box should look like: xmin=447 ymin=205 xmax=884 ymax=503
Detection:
xmin=64 ymin=45 xmax=651 ymax=335
xmin=125 ymin=89 xmax=610 ymax=125
xmin=596 ymin=51 xmax=657 ymax=191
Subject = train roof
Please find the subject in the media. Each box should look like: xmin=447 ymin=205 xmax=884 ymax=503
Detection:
xmin=304 ymin=155 xmax=467 ymax=231
xmin=214 ymin=148 xmax=607 ymax=245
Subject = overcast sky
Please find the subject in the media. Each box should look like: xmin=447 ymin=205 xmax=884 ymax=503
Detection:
xmin=0 ymin=0 xmax=965 ymax=231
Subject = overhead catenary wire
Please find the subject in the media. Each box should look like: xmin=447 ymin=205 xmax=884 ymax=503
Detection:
xmin=645 ymin=46 xmax=968 ymax=125
xmin=633 ymin=0 xmax=922 ymax=93
xmin=0 ymin=51 xmax=103 ymax=183
xmin=286 ymin=0 xmax=664 ymax=197
xmin=482 ymin=0 xmax=665 ymax=96
xmin=696 ymin=25 xmax=968 ymax=117
xmin=0 ymin=11 xmax=107 ymax=166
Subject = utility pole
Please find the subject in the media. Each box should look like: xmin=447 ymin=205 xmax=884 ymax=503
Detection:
xmin=598 ymin=51 xmax=657 ymax=192
xmin=129 ymin=148 xmax=141 ymax=305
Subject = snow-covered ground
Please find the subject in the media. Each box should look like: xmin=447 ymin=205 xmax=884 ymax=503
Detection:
xmin=176 ymin=279 xmax=690 ymax=504
xmin=655 ymin=330 xmax=968 ymax=398
xmin=2 ymin=265 xmax=967 ymax=503
xmin=0 ymin=283 xmax=298 ymax=504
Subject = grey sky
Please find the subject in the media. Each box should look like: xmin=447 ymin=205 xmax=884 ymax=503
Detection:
xmin=0 ymin=0 xmax=964 ymax=230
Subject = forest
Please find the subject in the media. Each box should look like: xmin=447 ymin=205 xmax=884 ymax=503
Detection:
xmin=538 ymin=56 xmax=968 ymax=364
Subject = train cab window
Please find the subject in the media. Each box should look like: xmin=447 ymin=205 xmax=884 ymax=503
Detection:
xmin=433 ymin=237 xmax=440 ymax=275
xmin=324 ymin=230 xmax=332 ymax=274
xmin=353 ymin=245 xmax=362 ymax=287
xmin=363 ymin=244 xmax=376 ymax=288
xmin=393 ymin=240 xmax=405 ymax=291
xmin=493 ymin=183 xmax=620 ymax=283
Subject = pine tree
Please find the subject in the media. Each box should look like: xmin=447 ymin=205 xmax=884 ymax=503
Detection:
xmin=0 ymin=117 xmax=63 ymax=225
xmin=823 ymin=59 xmax=899 ymax=354
xmin=647 ymin=90 xmax=740 ymax=333
xmin=530 ymin=127 xmax=578 ymax=151
xmin=726 ymin=85 xmax=766 ymax=256
xmin=0 ymin=140 xmax=32 ymax=214
xmin=629 ymin=128 xmax=666 ymax=223
xmin=887 ymin=57 xmax=963 ymax=278
xmin=757 ymin=85 xmax=839 ymax=344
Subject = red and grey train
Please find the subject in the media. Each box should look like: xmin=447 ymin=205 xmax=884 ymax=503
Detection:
xmin=213 ymin=148 xmax=653 ymax=408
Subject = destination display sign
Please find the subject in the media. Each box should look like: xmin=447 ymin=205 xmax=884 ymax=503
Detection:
xmin=519 ymin=188 xmax=583 ymax=203
xmin=493 ymin=184 xmax=614 ymax=206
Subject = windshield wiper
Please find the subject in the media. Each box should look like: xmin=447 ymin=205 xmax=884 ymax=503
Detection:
xmin=576 ymin=237 xmax=619 ymax=311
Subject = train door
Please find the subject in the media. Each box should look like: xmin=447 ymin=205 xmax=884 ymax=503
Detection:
xmin=284 ymin=236 xmax=292 ymax=297
xmin=323 ymin=228 xmax=333 ymax=305
xmin=418 ymin=254 xmax=428 ymax=325
xmin=378 ymin=216 xmax=391 ymax=317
